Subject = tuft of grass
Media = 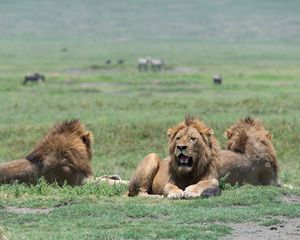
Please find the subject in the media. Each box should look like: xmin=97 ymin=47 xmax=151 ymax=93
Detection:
xmin=260 ymin=218 xmax=282 ymax=227
xmin=219 ymin=173 xmax=239 ymax=191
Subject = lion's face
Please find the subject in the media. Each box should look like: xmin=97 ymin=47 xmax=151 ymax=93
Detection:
xmin=42 ymin=131 xmax=94 ymax=185
xmin=168 ymin=125 xmax=213 ymax=174
xmin=26 ymin=120 xmax=93 ymax=186
xmin=173 ymin=127 xmax=202 ymax=172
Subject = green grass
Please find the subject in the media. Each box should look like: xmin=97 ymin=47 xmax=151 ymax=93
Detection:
xmin=0 ymin=182 xmax=299 ymax=239
xmin=1 ymin=0 xmax=300 ymax=239
xmin=1 ymin=68 xmax=300 ymax=183
xmin=1 ymin=67 xmax=300 ymax=239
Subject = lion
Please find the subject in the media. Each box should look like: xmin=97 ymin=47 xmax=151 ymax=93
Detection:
xmin=0 ymin=120 xmax=93 ymax=186
xmin=220 ymin=117 xmax=281 ymax=186
xmin=128 ymin=116 xmax=222 ymax=199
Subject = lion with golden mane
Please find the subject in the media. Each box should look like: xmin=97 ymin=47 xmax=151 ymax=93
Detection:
xmin=220 ymin=117 xmax=281 ymax=186
xmin=128 ymin=116 xmax=222 ymax=199
xmin=0 ymin=120 xmax=93 ymax=186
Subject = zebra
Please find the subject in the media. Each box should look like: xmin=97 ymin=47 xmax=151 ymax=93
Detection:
xmin=213 ymin=74 xmax=222 ymax=85
xmin=150 ymin=59 xmax=164 ymax=71
xmin=137 ymin=56 xmax=151 ymax=71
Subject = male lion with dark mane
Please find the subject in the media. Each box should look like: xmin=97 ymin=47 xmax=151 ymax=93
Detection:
xmin=0 ymin=120 xmax=93 ymax=186
xmin=220 ymin=117 xmax=281 ymax=186
xmin=128 ymin=116 xmax=222 ymax=199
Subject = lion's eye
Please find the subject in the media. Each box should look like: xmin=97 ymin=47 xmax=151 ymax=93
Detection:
xmin=189 ymin=137 xmax=196 ymax=141
xmin=176 ymin=136 xmax=181 ymax=140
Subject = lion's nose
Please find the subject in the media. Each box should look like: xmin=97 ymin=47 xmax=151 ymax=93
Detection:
xmin=177 ymin=145 xmax=187 ymax=151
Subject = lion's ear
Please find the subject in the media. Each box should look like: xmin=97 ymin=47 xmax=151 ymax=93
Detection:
xmin=167 ymin=128 xmax=174 ymax=140
xmin=82 ymin=131 xmax=94 ymax=147
xmin=224 ymin=129 xmax=233 ymax=139
xmin=266 ymin=132 xmax=272 ymax=140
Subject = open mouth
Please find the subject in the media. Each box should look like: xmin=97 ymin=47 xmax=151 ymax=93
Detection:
xmin=178 ymin=154 xmax=193 ymax=167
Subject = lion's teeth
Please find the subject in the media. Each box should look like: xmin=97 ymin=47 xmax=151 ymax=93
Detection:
xmin=180 ymin=156 xmax=188 ymax=163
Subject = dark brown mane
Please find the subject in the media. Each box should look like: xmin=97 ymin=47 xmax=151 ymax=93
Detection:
xmin=244 ymin=116 xmax=255 ymax=125
xmin=240 ymin=117 xmax=264 ymax=130
xmin=184 ymin=114 xmax=195 ymax=126
xmin=0 ymin=119 xmax=93 ymax=186
xmin=26 ymin=119 xmax=93 ymax=175
xmin=52 ymin=119 xmax=86 ymax=136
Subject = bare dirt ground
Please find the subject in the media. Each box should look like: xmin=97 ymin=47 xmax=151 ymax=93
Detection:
xmin=3 ymin=200 xmax=76 ymax=215
xmin=223 ymin=194 xmax=300 ymax=240
xmin=282 ymin=194 xmax=300 ymax=204
xmin=4 ymin=206 xmax=53 ymax=214
xmin=172 ymin=67 xmax=200 ymax=73
xmin=222 ymin=217 xmax=300 ymax=240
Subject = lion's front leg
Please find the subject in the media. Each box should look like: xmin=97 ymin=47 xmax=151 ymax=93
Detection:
xmin=164 ymin=183 xmax=184 ymax=199
xmin=128 ymin=153 xmax=160 ymax=196
xmin=184 ymin=178 xmax=220 ymax=199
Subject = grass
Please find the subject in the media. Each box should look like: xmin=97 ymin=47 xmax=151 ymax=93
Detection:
xmin=1 ymin=66 xmax=300 ymax=240
xmin=0 ymin=182 xmax=299 ymax=239
xmin=1 ymin=0 xmax=300 ymax=239
xmin=1 ymin=68 xmax=300 ymax=183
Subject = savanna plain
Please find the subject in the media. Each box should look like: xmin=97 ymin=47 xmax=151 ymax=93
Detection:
xmin=0 ymin=1 xmax=300 ymax=239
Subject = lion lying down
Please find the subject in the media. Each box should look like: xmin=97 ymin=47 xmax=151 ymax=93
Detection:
xmin=128 ymin=116 xmax=222 ymax=199
xmin=0 ymin=120 xmax=93 ymax=186
xmin=220 ymin=117 xmax=281 ymax=186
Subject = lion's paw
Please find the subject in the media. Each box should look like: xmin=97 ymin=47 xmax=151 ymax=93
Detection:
xmin=184 ymin=186 xmax=201 ymax=199
xmin=167 ymin=189 xmax=184 ymax=199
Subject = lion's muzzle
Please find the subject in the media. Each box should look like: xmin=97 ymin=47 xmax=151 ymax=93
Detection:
xmin=177 ymin=145 xmax=188 ymax=151
xmin=178 ymin=153 xmax=193 ymax=167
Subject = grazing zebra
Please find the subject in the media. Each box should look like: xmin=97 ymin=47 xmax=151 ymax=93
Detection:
xmin=213 ymin=74 xmax=222 ymax=85
xmin=23 ymin=73 xmax=45 ymax=85
xmin=150 ymin=59 xmax=164 ymax=71
xmin=137 ymin=57 xmax=151 ymax=71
